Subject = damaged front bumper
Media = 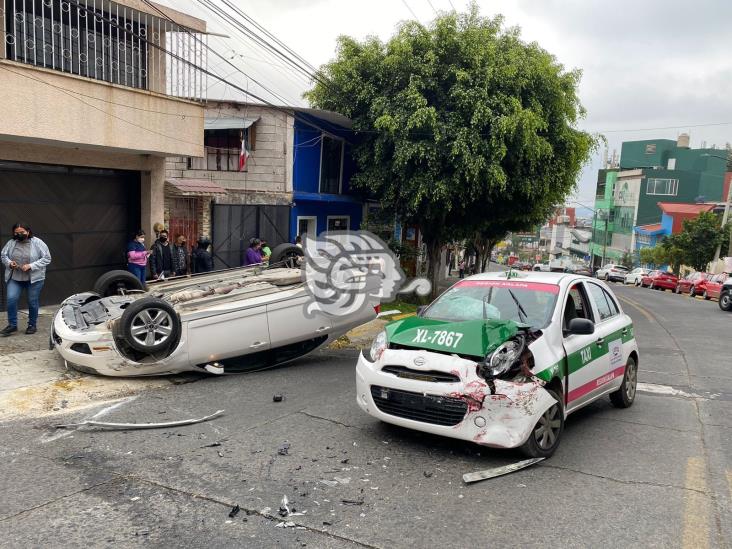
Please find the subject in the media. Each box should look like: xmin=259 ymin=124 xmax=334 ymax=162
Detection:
xmin=355 ymin=348 xmax=556 ymax=448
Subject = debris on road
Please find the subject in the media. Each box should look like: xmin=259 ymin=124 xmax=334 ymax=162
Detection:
xmin=278 ymin=442 xmax=291 ymax=455
xmin=423 ymin=471 xmax=433 ymax=478
xmin=462 ymin=458 xmax=545 ymax=484
xmin=228 ymin=505 xmax=241 ymax=518
xmin=55 ymin=409 xmax=225 ymax=430
xmin=273 ymin=394 xmax=284 ymax=402
xmin=341 ymin=499 xmax=364 ymax=506
xmin=279 ymin=495 xmax=290 ymax=517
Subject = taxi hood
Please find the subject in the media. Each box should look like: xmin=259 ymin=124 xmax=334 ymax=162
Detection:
xmin=385 ymin=316 xmax=522 ymax=358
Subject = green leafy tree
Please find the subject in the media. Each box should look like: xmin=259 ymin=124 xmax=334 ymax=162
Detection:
xmin=639 ymin=247 xmax=655 ymax=267
xmin=620 ymin=250 xmax=634 ymax=270
xmin=306 ymin=4 xmax=595 ymax=296
xmin=675 ymin=212 xmax=727 ymax=272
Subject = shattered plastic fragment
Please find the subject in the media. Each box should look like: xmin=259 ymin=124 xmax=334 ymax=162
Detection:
xmin=228 ymin=505 xmax=241 ymax=518
xmin=279 ymin=495 xmax=290 ymax=517
xmin=273 ymin=394 xmax=284 ymax=402
xmin=278 ymin=442 xmax=291 ymax=456
xmin=462 ymin=457 xmax=545 ymax=484
xmin=55 ymin=410 xmax=225 ymax=430
xmin=341 ymin=499 xmax=364 ymax=506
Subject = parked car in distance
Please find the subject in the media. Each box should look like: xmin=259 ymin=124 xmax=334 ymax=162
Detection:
xmin=596 ymin=264 xmax=629 ymax=282
xmin=718 ymin=279 xmax=732 ymax=311
xmin=702 ymin=272 xmax=729 ymax=300
xmin=624 ymin=268 xmax=649 ymax=286
xmin=675 ymin=272 xmax=710 ymax=296
xmin=640 ymin=270 xmax=679 ymax=291
xmin=533 ymin=263 xmax=550 ymax=272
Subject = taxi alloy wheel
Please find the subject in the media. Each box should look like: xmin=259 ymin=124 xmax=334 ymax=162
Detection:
xmin=610 ymin=356 xmax=637 ymax=408
xmin=520 ymin=389 xmax=564 ymax=458
xmin=703 ymin=290 xmax=711 ymax=300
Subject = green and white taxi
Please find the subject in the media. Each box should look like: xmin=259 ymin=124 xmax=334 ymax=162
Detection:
xmin=356 ymin=271 xmax=639 ymax=458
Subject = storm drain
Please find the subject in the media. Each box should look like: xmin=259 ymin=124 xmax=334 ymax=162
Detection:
xmin=370 ymin=385 xmax=468 ymax=426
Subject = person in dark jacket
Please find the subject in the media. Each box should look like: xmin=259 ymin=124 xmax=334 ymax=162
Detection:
xmin=191 ymin=237 xmax=214 ymax=274
xmin=0 ymin=223 xmax=52 ymax=336
xmin=172 ymin=234 xmax=190 ymax=276
xmin=126 ymin=230 xmax=150 ymax=285
xmin=150 ymin=230 xmax=174 ymax=279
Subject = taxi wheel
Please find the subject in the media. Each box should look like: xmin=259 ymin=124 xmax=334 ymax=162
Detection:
xmin=520 ymin=389 xmax=564 ymax=459
xmin=610 ymin=356 xmax=637 ymax=408
xmin=719 ymin=290 xmax=732 ymax=312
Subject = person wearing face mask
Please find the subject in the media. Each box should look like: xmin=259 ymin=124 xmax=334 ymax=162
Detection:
xmin=0 ymin=223 xmax=52 ymax=336
xmin=126 ymin=230 xmax=150 ymax=285
xmin=149 ymin=229 xmax=174 ymax=279
xmin=191 ymin=236 xmax=214 ymax=274
xmin=172 ymin=234 xmax=190 ymax=277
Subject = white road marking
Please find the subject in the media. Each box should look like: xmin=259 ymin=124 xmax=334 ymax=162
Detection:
xmin=40 ymin=396 xmax=138 ymax=443
xmin=637 ymin=383 xmax=718 ymax=400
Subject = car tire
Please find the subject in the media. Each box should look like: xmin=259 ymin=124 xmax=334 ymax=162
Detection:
xmin=93 ymin=270 xmax=146 ymax=297
xmin=689 ymin=286 xmax=696 ymax=297
xmin=119 ymin=298 xmax=180 ymax=355
xmin=649 ymin=282 xmax=655 ymax=290
xmin=719 ymin=290 xmax=732 ymax=311
xmin=635 ymin=279 xmax=640 ymax=287
xmin=269 ymin=244 xmax=304 ymax=268
xmin=610 ymin=356 xmax=638 ymax=408
xmin=519 ymin=388 xmax=564 ymax=459
xmin=674 ymin=285 xmax=680 ymax=294
xmin=703 ymin=290 xmax=710 ymax=300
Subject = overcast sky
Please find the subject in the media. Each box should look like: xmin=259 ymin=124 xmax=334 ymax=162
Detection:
xmin=165 ymin=0 xmax=732 ymax=214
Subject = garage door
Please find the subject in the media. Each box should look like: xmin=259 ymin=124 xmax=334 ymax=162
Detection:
xmin=0 ymin=161 xmax=140 ymax=308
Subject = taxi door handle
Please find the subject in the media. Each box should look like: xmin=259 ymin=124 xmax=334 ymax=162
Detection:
xmin=595 ymin=337 xmax=605 ymax=347
xmin=250 ymin=341 xmax=267 ymax=348
xmin=316 ymin=326 xmax=330 ymax=333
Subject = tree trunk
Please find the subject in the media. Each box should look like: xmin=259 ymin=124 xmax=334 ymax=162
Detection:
xmin=424 ymin=236 xmax=442 ymax=300
xmin=482 ymin=242 xmax=495 ymax=272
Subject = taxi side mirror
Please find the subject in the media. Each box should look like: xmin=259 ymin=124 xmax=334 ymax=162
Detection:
xmin=567 ymin=318 xmax=595 ymax=336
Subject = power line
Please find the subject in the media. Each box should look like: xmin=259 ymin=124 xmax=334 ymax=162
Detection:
xmin=425 ymin=0 xmax=439 ymax=16
xmin=447 ymin=0 xmax=457 ymax=10
xmin=400 ymin=0 xmax=420 ymax=20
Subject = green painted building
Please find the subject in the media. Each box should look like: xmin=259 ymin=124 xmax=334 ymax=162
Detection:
xmin=590 ymin=137 xmax=727 ymax=267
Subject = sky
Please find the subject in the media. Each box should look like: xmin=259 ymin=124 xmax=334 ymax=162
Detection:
xmin=162 ymin=0 xmax=732 ymax=216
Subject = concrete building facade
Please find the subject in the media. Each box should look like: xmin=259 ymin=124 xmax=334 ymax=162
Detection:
xmin=0 ymin=0 xmax=206 ymax=305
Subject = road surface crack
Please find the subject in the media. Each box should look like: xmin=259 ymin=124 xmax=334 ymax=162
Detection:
xmin=0 ymin=478 xmax=119 ymax=522
xmin=541 ymin=463 xmax=710 ymax=495
xmin=299 ymin=411 xmax=358 ymax=429
xmin=114 ymin=473 xmax=382 ymax=549
xmin=591 ymin=416 xmax=696 ymax=433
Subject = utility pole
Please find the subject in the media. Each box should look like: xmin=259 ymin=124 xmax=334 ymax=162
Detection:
xmin=702 ymin=153 xmax=732 ymax=265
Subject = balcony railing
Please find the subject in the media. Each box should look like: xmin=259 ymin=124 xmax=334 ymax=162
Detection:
xmin=3 ymin=0 xmax=208 ymax=99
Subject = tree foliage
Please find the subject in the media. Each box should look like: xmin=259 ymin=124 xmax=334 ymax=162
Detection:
xmin=306 ymin=3 xmax=596 ymax=294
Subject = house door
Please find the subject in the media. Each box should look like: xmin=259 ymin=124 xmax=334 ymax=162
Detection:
xmin=168 ymin=197 xmax=200 ymax=251
xmin=297 ymin=216 xmax=317 ymax=240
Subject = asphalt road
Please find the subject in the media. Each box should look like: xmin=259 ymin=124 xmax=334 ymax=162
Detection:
xmin=1 ymin=282 xmax=730 ymax=548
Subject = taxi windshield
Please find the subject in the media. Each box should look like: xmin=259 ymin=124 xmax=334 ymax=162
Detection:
xmin=423 ymin=280 xmax=559 ymax=329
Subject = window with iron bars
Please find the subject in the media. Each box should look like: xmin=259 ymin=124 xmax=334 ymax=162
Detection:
xmin=188 ymin=128 xmax=254 ymax=172
xmin=4 ymin=0 xmax=148 ymax=89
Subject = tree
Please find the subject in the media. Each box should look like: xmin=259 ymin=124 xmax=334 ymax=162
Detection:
xmin=639 ymin=247 xmax=655 ymax=267
xmin=306 ymin=4 xmax=596 ymax=296
xmin=675 ymin=212 xmax=727 ymax=272
xmin=620 ymin=250 xmax=634 ymax=270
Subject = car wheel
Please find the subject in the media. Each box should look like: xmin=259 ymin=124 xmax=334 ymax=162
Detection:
xmin=689 ymin=286 xmax=696 ymax=297
xmin=674 ymin=285 xmax=680 ymax=294
xmin=604 ymin=273 xmax=609 ymax=281
xmin=719 ymin=290 xmax=732 ymax=311
xmin=120 ymin=298 xmax=180 ymax=355
xmin=269 ymin=244 xmax=304 ymax=268
xmin=703 ymin=290 xmax=710 ymax=300
xmin=635 ymin=279 xmax=640 ymax=287
xmin=610 ymin=356 xmax=638 ymax=408
xmin=649 ymin=282 xmax=655 ymax=290
xmin=93 ymin=270 xmax=146 ymax=297
xmin=520 ymin=388 xmax=564 ymax=459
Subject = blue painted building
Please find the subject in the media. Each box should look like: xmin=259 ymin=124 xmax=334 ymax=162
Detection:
xmin=290 ymin=109 xmax=363 ymax=241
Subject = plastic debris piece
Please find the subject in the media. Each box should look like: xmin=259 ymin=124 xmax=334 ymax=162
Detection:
xmin=462 ymin=458 xmax=545 ymax=484
xmin=278 ymin=442 xmax=291 ymax=456
xmin=319 ymin=480 xmax=338 ymax=487
xmin=273 ymin=394 xmax=284 ymax=402
xmin=333 ymin=476 xmax=351 ymax=485
xmin=229 ymin=505 xmax=241 ymax=518
xmin=55 ymin=410 xmax=225 ymax=430
xmin=423 ymin=471 xmax=433 ymax=478
xmin=341 ymin=499 xmax=364 ymax=506
xmin=279 ymin=495 xmax=290 ymax=517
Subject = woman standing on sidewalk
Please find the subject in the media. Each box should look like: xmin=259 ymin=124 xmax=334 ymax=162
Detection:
xmin=0 ymin=223 xmax=52 ymax=336
xmin=126 ymin=230 xmax=150 ymax=285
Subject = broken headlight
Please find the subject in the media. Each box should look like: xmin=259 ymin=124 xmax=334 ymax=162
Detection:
xmin=478 ymin=335 xmax=526 ymax=379
xmin=369 ymin=330 xmax=388 ymax=362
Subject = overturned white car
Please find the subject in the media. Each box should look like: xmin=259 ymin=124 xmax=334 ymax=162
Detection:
xmin=357 ymin=272 xmax=639 ymax=457
xmin=52 ymin=253 xmax=378 ymax=377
